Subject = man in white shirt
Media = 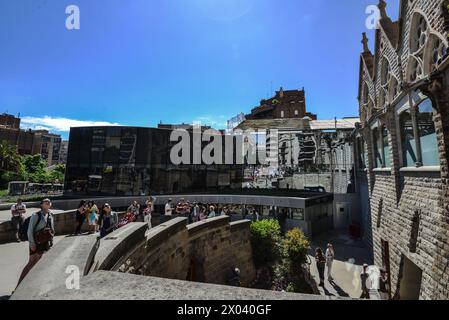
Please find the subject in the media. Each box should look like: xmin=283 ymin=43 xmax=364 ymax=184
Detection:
xmin=165 ymin=198 xmax=173 ymax=216
xmin=11 ymin=198 xmax=26 ymax=242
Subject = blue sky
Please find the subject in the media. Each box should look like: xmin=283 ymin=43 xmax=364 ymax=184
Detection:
xmin=0 ymin=0 xmax=400 ymax=139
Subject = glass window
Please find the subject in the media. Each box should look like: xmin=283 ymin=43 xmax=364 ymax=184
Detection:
xmin=417 ymin=99 xmax=439 ymax=166
xmin=372 ymin=128 xmax=382 ymax=168
xmin=357 ymin=137 xmax=366 ymax=170
xmin=400 ymin=110 xmax=417 ymax=167
xmin=382 ymin=126 xmax=391 ymax=168
xmin=291 ymin=208 xmax=305 ymax=220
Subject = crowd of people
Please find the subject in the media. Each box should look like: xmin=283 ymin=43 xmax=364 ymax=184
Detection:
xmin=163 ymin=197 xmax=264 ymax=223
xmin=74 ymin=197 xmax=155 ymax=237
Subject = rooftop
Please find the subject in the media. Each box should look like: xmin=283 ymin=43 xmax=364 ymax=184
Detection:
xmin=235 ymin=117 xmax=360 ymax=131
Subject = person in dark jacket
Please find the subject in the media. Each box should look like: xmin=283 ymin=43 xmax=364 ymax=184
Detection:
xmin=360 ymin=264 xmax=371 ymax=299
xmin=315 ymin=248 xmax=326 ymax=286
xmin=74 ymin=200 xmax=86 ymax=235
xmin=378 ymin=268 xmax=389 ymax=300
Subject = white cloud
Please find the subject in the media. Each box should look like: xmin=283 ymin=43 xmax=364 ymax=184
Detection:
xmin=20 ymin=116 xmax=123 ymax=132
xmin=192 ymin=115 xmax=228 ymax=129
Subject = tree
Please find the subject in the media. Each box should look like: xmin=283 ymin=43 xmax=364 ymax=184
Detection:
xmin=250 ymin=219 xmax=282 ymax=268
xmin=48 ymin=163 xmax=65 ymax=183
xmin=23 ymin=154 xmax=50 ymax=183
xmin=0 ymin=141 xmax=23 ymax=172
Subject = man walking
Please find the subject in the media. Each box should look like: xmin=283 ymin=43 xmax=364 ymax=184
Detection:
xmin=17 ymin=199 xmax=55 ymax=285
xmin=325 ymin=243 xmax=335 ymax=282
xmin=11 ymin=198 xmax=26 ymax=242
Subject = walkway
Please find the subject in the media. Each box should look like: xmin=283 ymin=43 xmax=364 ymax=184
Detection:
xmin=0 ymin=208 xmax=66 ymax=223
xmin=0 ymin=236 xmax=65 ymax=299
xmin=308 ymin=229 xmax=373 ymax=299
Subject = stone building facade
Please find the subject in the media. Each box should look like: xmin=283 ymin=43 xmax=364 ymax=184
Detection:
xmin=356 ymin=0 xmax=449 ymax=299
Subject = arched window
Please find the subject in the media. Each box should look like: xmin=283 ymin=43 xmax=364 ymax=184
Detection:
xmin=407 ymin=13 xmax=428 ymax=82
xmin=424 ymin=33 xmax=448 ymax=73
xmin=379 ymin=58 xmax=391 ymax=108
xmin=388 ymin=77 xmax=400 ymax=102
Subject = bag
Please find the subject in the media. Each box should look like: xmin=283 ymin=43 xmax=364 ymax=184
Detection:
xmin=34 ymin=212 xmax=53 ymax=252
xmin=19 ymin=213 xmax=42 ymax=242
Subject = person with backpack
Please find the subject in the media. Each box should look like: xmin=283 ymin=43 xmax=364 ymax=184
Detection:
xmin=17 ymin=198 xmax=55 ymax=285
xmin=11 ymin=198 xmax=27 ymax=242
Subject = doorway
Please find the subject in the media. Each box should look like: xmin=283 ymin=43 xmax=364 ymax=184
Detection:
xmin=334 ymin=203 xmax=350 ymax=230
xmin=381 ymin=239 xmax=391 ymax=299
xmin=398 ymin=256 xmax=422 ymax=300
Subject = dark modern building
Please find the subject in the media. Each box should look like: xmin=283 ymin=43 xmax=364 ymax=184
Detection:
xmin=64 ymin=126 xmax=244 ymax=196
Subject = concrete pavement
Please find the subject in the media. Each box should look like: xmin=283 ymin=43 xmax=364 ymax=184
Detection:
xmin=0 ymin=236 xmax=64 ymax=299
xmin=0 ymin=208 xmax=66 ymax=223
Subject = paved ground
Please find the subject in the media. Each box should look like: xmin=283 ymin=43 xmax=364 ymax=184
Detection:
xmin=308 ymin=229 xmax=374 ymax=299
xmin=0 ymin=235 xmax=65 ymax=299
xmin=0 ymin=208 xmax=65 ymax=223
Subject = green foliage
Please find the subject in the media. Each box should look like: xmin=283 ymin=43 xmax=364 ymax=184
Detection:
xmin=250 ymin=219 xmax=282 ymax=268
xmin=263 ymin=227 xmax=313 ymax=294
xmin=0 ymin=142 xmax=65 ymax=191
xmin=282 ymin=228 xmax=310 ymax=268
xmin=23 ymin=154 xmax=47 ymax=175
xmin=0 ymin=141 xmax=24 ymax=173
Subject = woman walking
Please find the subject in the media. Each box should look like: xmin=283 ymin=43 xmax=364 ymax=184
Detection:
xmin=87 ymin=201 xmax=98 ymax=234
xmin=315 ymin=248 xmax=326 ymax=287
xmin=325 ymin=243 xmax=335 ymax=282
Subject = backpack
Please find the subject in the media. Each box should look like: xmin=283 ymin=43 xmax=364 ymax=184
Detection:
xmin=19 ymin=212 xmax=43 ymax=242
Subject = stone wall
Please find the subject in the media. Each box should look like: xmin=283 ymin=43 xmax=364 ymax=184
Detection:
xmin=115 ymin=216 xmax=257 ymax=287
xmin=356 ymin=0 xmax=449 ymax=300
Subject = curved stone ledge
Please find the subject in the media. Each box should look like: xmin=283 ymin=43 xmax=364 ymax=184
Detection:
xmin=187 ymin=215 xmax=230 ymax=237
xmin=10 ymin=234 xmax=99 ymax=300
xmin=40 ymin=271 xmax=335 ymax=300
xmin=91 ymin=222 xmax=148 ymax=272
xmin=8 ymin=212 xmax=346 ymax=300
xmin=230 ymin=219 xmax=252 ymax=231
